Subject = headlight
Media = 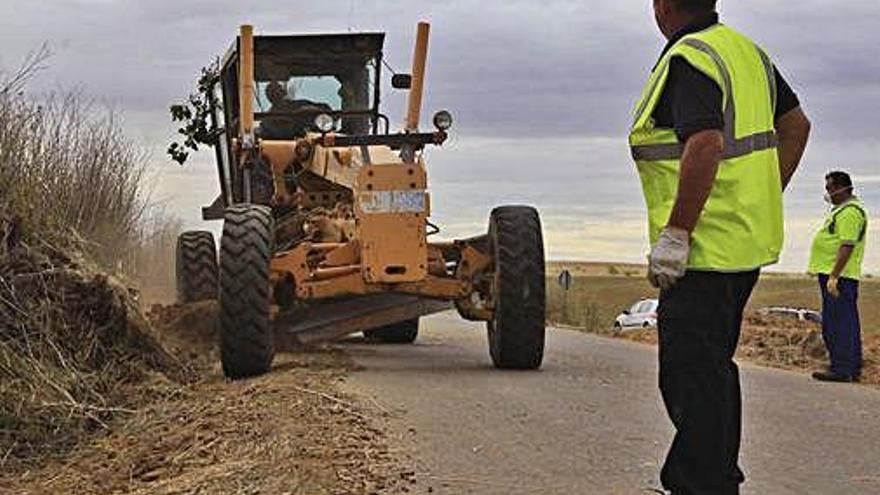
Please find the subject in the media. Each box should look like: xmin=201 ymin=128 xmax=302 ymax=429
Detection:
xmin=314 ymin=113 xmax=335 ymax=133
xmin=432 ymin=110 xmax=453 ymax=131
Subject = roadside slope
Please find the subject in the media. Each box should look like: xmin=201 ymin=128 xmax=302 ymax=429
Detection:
xmin=2 ymin=304 xmax=413 ymax=495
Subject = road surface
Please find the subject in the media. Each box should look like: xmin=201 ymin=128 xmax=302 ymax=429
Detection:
xmin=341 ymin=312 xmax=880 ymax=495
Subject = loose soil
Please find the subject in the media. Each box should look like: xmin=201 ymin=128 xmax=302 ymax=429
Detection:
xmin=608 ymin=315 xmax=880 ymax=386
xmin=1 ymin=302 xmax=413 ymax=495
xmin=546 ymin=268 xmax=880 ymax=387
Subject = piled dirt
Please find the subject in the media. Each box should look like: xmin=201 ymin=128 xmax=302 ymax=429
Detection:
xmin=147 ymin=301 xmax=222 ymax=371
xmin=736 ymin=315 xmax=828 ymax=371
xmin=2 ymin=301 xmax=413 ymax=494
xmin=613 ymin=314 xmax=880 ymax=386
xmin=0 ymin=242 xmax=189 ymax=468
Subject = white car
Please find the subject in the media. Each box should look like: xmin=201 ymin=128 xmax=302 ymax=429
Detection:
xmin=613 ymin=298 xmax=659 ymax=332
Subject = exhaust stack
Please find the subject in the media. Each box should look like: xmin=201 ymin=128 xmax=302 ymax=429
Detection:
xmin=239 ymin=24 xmax=255 ymax=147
xmin=405 ymin=22 xmax=431 ymax=132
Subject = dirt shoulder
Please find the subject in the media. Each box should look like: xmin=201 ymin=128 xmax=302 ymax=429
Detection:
xmin=2 ymin=303 xmax=412 ymax=495
xmin=583 ymin=315 xmax=880 ymax=387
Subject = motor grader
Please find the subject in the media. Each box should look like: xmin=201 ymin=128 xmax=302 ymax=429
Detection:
xmin=174 ymin=23 xmax=546 ymax=379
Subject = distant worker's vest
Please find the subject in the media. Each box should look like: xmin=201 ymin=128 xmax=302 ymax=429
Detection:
xmin=629 ymin=24 xmax=783 ymax=271
xmin=808 ymin=199 xmax=869 ymax=280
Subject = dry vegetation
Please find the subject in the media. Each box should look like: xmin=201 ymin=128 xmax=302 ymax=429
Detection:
xmin=0 ymin=49 xmax=188 ymax=468
xmin=546 ymin=264 xmax=880 ymax=385
xmin=0 ymin=52 xmax=407 ymax=493
xmin=2 ymin=303 xmax=411 ymax=495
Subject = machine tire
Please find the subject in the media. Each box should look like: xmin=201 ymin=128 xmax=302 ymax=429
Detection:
xmin=364 ymin=319 xmax=419 ymax=344
xmin=175 ymin=231 xmax=218 ymax=303
xmin=487 ymin=206 xmax=546 ymax=369
xmin=219 ymin=204 xmax=275 ymax=379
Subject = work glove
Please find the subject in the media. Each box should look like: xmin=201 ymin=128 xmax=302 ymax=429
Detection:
xmin=648 ymin=226 xmax=690 ymax=291
xmin=826 ymin=276 xmax=840 ymax=299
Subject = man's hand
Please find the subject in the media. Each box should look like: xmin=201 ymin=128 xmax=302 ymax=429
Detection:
xmin=648 ymin=226 xmax=690 ymax=290
xmin=826 ymin=276 xmax=840 ymax=299
xmin=827 ymin=245 xmax=855 ymax=299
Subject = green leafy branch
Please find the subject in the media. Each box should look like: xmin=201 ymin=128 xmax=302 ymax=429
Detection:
xmin=167 ymin=61 xmax=222 ymax=165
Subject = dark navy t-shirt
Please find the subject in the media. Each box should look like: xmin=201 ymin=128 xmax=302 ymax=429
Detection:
xmin=651 ymin=16 xmax=801 ymax=142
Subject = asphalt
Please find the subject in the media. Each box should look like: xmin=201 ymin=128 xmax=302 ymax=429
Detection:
xmin=341 ymin=312 xmax=880 ymax=495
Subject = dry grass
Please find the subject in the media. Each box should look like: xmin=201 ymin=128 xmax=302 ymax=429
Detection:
xmin=0 ymin=53 xmax=186 ymax=469
xmin=547 ymin=266 xmax=880 ymax=386
xmin=547 ymin=270 xmax=880 ymax=334
xmin=2 ymin=303 xmax=412 ymax=495
xmin=547 ymin=274 xmax=656 ymax=334
xmin=0 ymin=244 xmax=189 ymax=468
xmin=0 ymin=49 xmax=409 ymax=494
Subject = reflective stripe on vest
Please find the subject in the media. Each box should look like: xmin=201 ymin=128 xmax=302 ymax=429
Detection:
xmin=629 ymin=24 xmax=784 ymax=271
xmin=630 ymin=38 xmax=779 ymax=162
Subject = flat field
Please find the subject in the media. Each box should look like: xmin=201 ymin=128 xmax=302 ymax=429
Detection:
xmin=547 ymin=261 xmax=880 ymax=334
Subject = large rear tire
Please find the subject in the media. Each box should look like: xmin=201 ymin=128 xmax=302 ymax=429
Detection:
xmin=175 ymin=231 xmax=218 ymax=303
xmin=364 ymin=319 xmax=419 ymax=344
xmin=219 ymin=205 xmax=275 ymax=379
xmin=487 ymin=206 xmax=546 ymax=369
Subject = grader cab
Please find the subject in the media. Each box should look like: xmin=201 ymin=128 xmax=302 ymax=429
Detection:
xmin=174 ymin=23 xmax=546 ymax=379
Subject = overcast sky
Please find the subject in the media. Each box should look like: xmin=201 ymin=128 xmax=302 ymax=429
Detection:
xmin=1 ymin=1 xmax=877 ymax=273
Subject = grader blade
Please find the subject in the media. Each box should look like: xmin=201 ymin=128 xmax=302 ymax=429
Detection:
xmin=274 ymin=294 xmax=452 ymax=347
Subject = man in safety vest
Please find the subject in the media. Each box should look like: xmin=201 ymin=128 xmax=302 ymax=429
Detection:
xmin=809 ymin=171 xmax=869 ymax=383
xmin=631 ymin=1 xmax=812 ymax=493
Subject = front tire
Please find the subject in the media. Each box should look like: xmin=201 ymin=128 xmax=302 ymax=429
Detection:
xmin=364 ymin=319 xmax=419 ymax=344
xmin=487 ymin=206 xmax=546 ymax=369
xmin=219 ymin=205 xmax=274 ymax=379
xmin=175 ymin=231 xmax=218 ymax=303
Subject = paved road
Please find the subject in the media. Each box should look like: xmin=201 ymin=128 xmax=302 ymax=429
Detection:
xmin=341 ymin=312 xmax=880 ymax=495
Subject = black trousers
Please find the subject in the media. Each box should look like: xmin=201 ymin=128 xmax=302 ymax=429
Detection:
xmin=658 ymin=270 xmax=759 ymax=495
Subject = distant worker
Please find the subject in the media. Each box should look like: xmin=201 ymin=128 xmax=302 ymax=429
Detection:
xmin=629 ymin=1 xmax=811 ymax=494
xmin=808 ymin=171 xmax=869 ymax=383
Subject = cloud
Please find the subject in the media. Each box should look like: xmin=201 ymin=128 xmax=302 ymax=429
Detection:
xmin=2 ymin=1 xmax=877 ymax=273
xmin=8 ymin=1 xmax=877 ymax=140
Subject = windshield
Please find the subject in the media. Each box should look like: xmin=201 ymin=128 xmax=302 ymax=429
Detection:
xmin=255 ymin=72 xmax=371 ymax=114
xmin=253 ymin=54 xmax=377 ymax=138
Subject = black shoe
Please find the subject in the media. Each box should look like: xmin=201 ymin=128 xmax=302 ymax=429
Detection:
xmin=812 ymin=370 xmax=855 ymax=383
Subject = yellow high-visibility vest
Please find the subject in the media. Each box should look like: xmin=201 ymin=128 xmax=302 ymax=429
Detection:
xmin=808 ymin=199 xmax=869 ymax=280
xmin=629 ymin=24 xmax=783 ymax=271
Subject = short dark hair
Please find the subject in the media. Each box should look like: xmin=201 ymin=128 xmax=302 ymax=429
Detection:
xmin=671 ymin=0 xmax=717 ymax=14
xmin=826 ymin=171 xmax=853 ymax=189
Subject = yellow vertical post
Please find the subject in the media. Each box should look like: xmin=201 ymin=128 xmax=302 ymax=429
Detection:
xmin=239 ymin=24 xmax=255 ymax=146
xmin=405 ymin=22 xmax=430 ymax=132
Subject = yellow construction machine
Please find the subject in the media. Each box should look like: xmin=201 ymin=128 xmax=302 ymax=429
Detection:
xmin=174 ymin=23 xmax=546 ymax=378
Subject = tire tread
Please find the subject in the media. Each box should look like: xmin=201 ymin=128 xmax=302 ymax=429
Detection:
xmin=176 ymin=231 xmax=218 ymax=303
xmin=219 ymin=204 xmax=275 ymax=379
xmin=488 ymin=206 xmax=546 ymax=369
